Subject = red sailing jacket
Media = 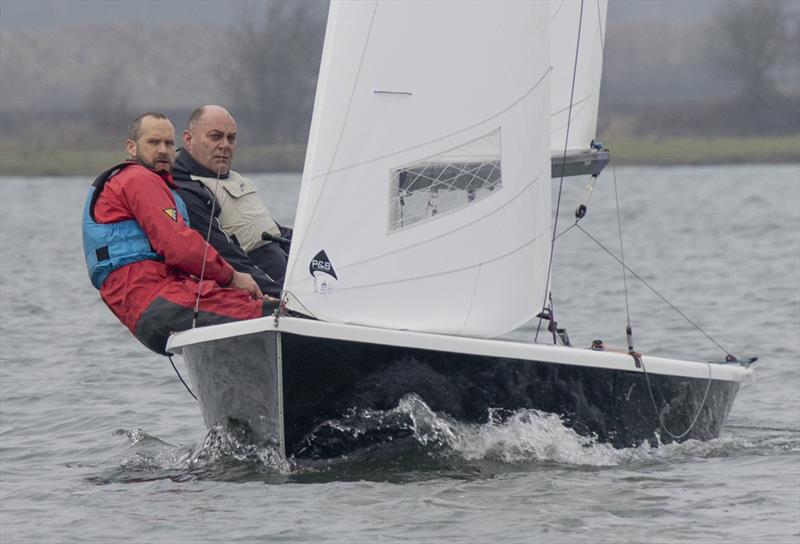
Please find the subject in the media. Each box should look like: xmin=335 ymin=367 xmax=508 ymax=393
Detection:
xmin=93 ymin=164 xmax=261 ymax=333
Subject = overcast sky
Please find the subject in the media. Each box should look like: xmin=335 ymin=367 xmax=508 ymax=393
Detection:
xmin=0 ymin=0 xmax=723 ymax=30
xmin=0 ymin=0 xmax=251 ymax=28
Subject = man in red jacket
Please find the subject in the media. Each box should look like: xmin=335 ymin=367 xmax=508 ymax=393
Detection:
xmin=82 ymin=112 xmax=276 ymax=355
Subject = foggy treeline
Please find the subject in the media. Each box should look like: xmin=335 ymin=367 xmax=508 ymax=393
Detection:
xmin=0 ymin=0 xmax=798 ymax=154
xmin=601 ymin=0 xmax=800 ymax=138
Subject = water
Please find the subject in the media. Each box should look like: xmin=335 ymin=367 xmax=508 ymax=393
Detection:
xmin=1 ymin=165 xmax=798 ymax=543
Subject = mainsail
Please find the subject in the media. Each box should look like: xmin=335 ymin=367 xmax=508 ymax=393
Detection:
xmin=284 ymin=0 xmax=553 ymax=337
xmin=550 ymin=0 xmax=607 ymax=155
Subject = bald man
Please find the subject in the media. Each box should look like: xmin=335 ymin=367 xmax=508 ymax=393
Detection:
xmin=172 ymin=105 xmax=292 ymax=298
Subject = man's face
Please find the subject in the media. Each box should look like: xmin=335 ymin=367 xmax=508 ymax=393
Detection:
xmin=126 ymin=117 xmax=176 ymax=173
xmin=183 ymin=109 xmax=237 ymax=175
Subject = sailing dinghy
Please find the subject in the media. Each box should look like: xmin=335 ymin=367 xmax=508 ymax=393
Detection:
xmin=167 ymin=0 xmax=752 ymax=459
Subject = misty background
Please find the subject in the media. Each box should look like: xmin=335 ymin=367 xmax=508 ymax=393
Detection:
xmin=0 ymin=0 xmax=798 ymax=173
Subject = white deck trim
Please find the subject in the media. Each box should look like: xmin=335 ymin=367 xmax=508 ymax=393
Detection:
xmin=167 ymin=316 xmax=753 ymax=383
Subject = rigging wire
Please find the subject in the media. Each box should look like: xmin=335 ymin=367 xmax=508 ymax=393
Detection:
xmin=191 ymin=174 xmax=222 ymax=329
xmin=546 ymin=1 xmax=723 ymax=441
xmin=176 ymin=0 xmax=252 ymax=399
xmin=611 ymin=164 xmax=639 ymax=359
xmin=537 ymin=0 xmax=585 ymax=343
xmin=191 ymin=0 xmax=251 ymax=328
xmin=575 ymin=224 xmax=732 ymax=357
xmin=612 ymin=170 xmax=631 ymax=328
xmin=584 ymin=0 xmax=731 ymax=359
xmin=604 ymin=156 xmax=720 ymax=439
xmin=589 ymin=0 xmax=636 ymax=353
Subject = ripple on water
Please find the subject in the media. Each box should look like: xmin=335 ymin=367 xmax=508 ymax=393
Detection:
xmin=2 ymin=171 xmax=797 ymax=543
xmin=81 ymin=394 xmax=800 ymax=487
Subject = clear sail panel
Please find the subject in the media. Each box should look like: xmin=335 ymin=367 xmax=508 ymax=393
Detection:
xmin=389 ymin=129 xmax=502 ymax=232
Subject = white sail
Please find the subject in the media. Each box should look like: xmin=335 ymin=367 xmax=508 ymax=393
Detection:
xmin=550 ymin=0 xmax=607 ymax=155
xmin=284 ymin=0 xmax=552 ymax=337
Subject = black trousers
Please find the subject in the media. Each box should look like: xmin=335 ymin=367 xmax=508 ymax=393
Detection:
xmin=134 ymin=296 xmax=279 ymax=355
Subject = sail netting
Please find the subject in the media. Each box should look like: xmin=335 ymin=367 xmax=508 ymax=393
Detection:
xmin=284 ymin=0 xmax=553 ymax=337
xmin=388 ymin=129 xmax=502 ymax=232
xmin=550 ymin=0 xmax=607 ymax=155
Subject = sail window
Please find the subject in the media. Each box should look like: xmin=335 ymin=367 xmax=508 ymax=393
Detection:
xmin=389 ymin=129 xmax=502 ymax=232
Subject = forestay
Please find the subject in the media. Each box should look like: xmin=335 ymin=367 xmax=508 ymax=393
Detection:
xmin=284 ymin=0 xmax=552 ymax=337
xmin=550 ymin=0 xmax=607 ymax=155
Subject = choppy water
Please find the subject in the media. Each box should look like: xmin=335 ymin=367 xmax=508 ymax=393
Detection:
xmin=1 ymin=165 xmax=798 ymax=543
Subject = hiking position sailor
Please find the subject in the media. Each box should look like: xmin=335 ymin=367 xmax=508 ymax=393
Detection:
xmin=172 ymin=105 xmax=292 ymax=297
xmin=82 ymin=112 xmax=277 ymax=355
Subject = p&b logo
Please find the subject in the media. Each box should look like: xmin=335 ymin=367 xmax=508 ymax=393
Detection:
xmin=311 ymin=259 xmax=332 ymax=273
xmin=309 ymin=250 xmax=337 ymax=279
xmin=309 ymin=250 xmax=337 ymax=295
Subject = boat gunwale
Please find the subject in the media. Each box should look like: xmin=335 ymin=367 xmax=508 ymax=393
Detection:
xmin=167 ymin=316 xmax=753 ymax=383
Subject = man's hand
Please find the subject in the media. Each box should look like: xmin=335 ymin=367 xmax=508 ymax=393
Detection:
xmin=228 ymin=271 xmax=263 ymax=299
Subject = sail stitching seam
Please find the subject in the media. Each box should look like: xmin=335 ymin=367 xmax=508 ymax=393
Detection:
xmin=323 ymin=227 xmax=547 ymax=292
xmin=290 ymin=0 xmax=382 ymax=273
xmin=337 ymin=164 xmax=548 ymax=273
xmin=306 ymin=67 xmax=552 ymax=181
xmin=456 ymin=263 xmax=484 ymax=336
xmin=324 ymin=177 xmax=549 ymax=292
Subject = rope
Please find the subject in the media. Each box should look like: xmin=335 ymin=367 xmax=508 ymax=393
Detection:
xmin=640 ymin=358 xmax=714 ymax=441
xmin=584 ymin=183 xmax=722 ymax=437
xmin=168 ymin=355 xmax=197 ymax=400
xmin=537 ymin=0 xmax=585 ymax=342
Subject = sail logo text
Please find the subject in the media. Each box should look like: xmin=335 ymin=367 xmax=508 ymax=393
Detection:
xmin=308 ymin=249 xmax=338 ymax=292
xmin=309 ymin=251 xmax=337 ymax=296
